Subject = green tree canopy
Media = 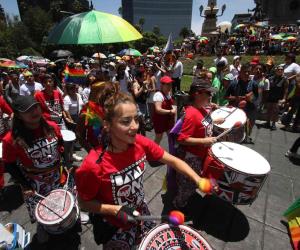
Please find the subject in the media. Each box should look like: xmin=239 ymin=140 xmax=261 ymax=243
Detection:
xmin=179 ymin=27 xmax=190 ymax=38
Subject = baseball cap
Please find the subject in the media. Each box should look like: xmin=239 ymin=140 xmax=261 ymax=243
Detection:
xmin=250 ymin=56 xmax=260 ymax=65
xmin=209 ymin=67 xmax=217 ymax=74
xmin=190 ymin=79 xmax=217 ymax=94
xmin=233 ymin=55 xmax=241 ymax=61
xmin=160 ymin=76 xmax=173 ymax=84
xmin=223 ymin=73 xmax=235 ymax=81
xmin=23 ymin=71 xmax=33 ymax=77
xmin=13 ymin=95 xmax=39 ymax=113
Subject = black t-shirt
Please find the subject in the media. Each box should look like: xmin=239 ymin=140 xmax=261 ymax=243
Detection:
xmin=225 ymin=79 xmax=258 ymax=110
xmin=267 ymin=75 xmax=287 ymax=102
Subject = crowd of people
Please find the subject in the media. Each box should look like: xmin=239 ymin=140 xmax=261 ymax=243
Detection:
xmin=181 ymin=24 xmax=299 ymax=56
xmin=0 ymin=42 xmax=299 ymax=248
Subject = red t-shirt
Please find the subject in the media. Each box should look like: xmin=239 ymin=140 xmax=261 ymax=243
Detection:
xmin=0 ymin=96 xmax=13 ymax=140
xmin=2 ymin=121 xmax=63 ymax=171
xmin=177 ymin=106 xmax=213 ymax=159
xmin=35 ymin=90 xmax=64 ymax=123
xmin=75 ymin=134 xmax=164 ymax=227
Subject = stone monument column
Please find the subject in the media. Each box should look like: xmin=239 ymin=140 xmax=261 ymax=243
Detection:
xmin=200 ymin=0 xmax=226 ymax=37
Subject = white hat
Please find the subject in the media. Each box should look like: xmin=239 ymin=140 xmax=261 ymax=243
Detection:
xmin=233 ymin=55 xmax=241 ymax=61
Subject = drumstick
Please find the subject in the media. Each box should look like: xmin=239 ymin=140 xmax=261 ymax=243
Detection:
xmin=223 ymin=107 xmax=238 ymax=120
xmin=34 ymin=192 xmax=63 ymax=209
xmin=35 ymin=197 xmax=65 ymax=220
xmin=62 ymin=170 xmax=70 ymax=210
xmin=216 ymin=121 xmax=242 ymax=140
xmin=128 ymin=210 xmax=185 ymax=226
xmin=218 ymin=141 xmax=234 ymax=151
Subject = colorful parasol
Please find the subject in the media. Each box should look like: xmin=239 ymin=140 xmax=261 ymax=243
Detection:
xmin=47 ymin=10 xmax=142 ymax=44
xmin=271 ymin=34 xmax=283 ymax=40
xmin=0 ymin=60 xmax=28 ymax=69
xmin=283 ymin=36 xmax=297 ymax=42
xmin=234 ymin=24 xmax=246 ymax=30
xmin=92 ymin=52 xmax=107 ymax=59
xmin=121 ymin=48 xmax=142 ymax=57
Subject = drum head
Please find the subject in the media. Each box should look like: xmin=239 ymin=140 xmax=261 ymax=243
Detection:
xmin=138 ymin=223 xmax=212 ymax=250
xmin=211 ymin=142 xmax=270 ymax=175
xmin=61 ymin=130 xmax=76 ymax=142
xmin=211 ymin=107 xmax=247 ymax=129
xmin=35 ymin=189 xmax=75 ymax=226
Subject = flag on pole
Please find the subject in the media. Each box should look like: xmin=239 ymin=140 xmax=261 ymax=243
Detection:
xmin=163 ymin=33 xmax=174 ymax=53
xmin=64 ymin=65 xmax=86 ymax=84
xmin=283 ymin=198 xmax=300 ymax=249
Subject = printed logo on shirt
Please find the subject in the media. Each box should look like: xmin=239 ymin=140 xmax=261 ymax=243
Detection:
xmin=201 ymin=115 xmax=213 ymax=137
xmin=110 ymin=155 xmax=146 ymax=207
xmin=0 ymin=108 xmax=6 ymax=135
xmin=45 ymin=100 xmax=62 ymax=123
xmin=27 ymin=137 xmax=59 ymax=168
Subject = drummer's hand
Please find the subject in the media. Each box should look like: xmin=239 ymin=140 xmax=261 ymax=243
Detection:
xmin=198 ymin=178 xmax=219 ymax=194
xmin=22 ymin=188 xmax=35 ymax=199
xmin=211 ymin=103 xmax=219 ymax=110
xmin=116 ymin=205 xmax=140 ymax=224
xmin=170 ymin=108 xmax=176 ymax=115
xmin=202 ymin=137 xmax=217 ymax=146
xmin=213 ymin=117 xmax=225 ymax=124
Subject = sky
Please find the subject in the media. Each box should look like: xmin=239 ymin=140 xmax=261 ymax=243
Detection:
xmin=0 ymin=0 xmax=255 ymax=35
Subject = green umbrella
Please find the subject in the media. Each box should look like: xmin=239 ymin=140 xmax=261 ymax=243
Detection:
xmin=47 ymin=10 xmax=142 ymax=44
xmin=124 ymin=48 xmax=142 ymax=57
xmin=271 ymin=34 xmax=283 ymax=40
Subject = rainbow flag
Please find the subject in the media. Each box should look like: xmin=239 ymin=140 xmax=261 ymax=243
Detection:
xmin=283 ymin=198 xmax=300 ymax=249
xmin=64 ymin=65 xmax=86 ymax=84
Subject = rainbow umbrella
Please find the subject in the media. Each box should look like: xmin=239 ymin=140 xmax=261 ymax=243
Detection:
xmin=271 ymin=34 xmax=283 ymax=40
xmin=120 ymin=48 xmax=142 ymax=57
xmin=283 ymin=36 xmax=297 ymax=42
xmin=0 ymin=60 xmax=28 ymax=69
xmin=234 ymin=24 xmax=246 ymax=30
xmin=199 ymin=36 xmax=209 ymax=44
xmin=47 ymin=10 xmax=142 ymax=44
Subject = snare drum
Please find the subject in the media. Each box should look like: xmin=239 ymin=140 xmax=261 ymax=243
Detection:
xmin=211 ymin=107 xmax=247 ymax=143
xmin=138 ymin=223 xmax=212 ymax=250
xmin=202 ymin=142 xmax=270 ymax=205
xmin=35 ymin=189 xmax=79 ymax=234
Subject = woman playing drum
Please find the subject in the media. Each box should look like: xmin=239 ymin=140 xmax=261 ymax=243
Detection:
xmin=173 ymin=80 xmax=223 ymax=209
xmin=2 ymin=96 xmax=72 ymax=242
xmin=75 ymin=92 xmax=214 ymax=249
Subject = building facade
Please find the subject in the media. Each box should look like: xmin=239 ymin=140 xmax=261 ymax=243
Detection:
xmin=122 ymin=0 xmax=193 ymax=38
xmin=261 ymin=0 xmax=300 ymax=25
xmin=231 ymin=13 xmax=252 ymax=30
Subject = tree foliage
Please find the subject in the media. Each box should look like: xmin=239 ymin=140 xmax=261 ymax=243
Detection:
xmin=179 ymin=27 xmax=190 ymax=38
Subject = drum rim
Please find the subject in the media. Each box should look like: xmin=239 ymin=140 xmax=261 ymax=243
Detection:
xmin=35 ymin=189 xmax=75 ymax=225
xmin=211 ymin=142 xmax=271 ymax=175
xmin=211 ymin=107 xmax=247 ymax=129
xmin=138 ymin=223 xmax=212 ymax=250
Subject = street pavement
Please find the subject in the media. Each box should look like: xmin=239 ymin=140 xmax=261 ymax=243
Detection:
xmin=0 ymin=122 xmax=298 ymax=250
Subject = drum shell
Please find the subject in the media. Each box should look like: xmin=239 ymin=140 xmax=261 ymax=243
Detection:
xmin=202 ymin=149 xmax=268 ymax=205
xmin=43 ymin=204 xmax=79 ymax=234
xmin=35 ymin=190 xmax=79 ymax=235
xmin=213 ymin=125 xmax=245 ymax=143
xmin=211 ymin=107 xmax=247 ymax=143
